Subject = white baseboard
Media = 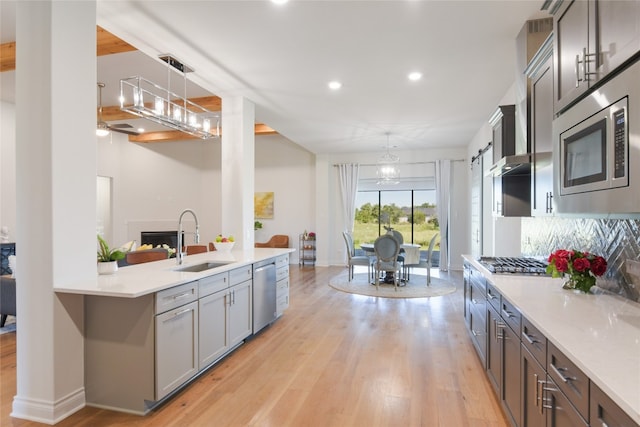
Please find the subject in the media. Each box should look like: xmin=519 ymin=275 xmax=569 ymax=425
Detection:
xmin=11 ymin=387 xmax=85 ymax=425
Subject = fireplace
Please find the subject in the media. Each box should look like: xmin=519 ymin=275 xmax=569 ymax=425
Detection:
xmin=141 ymin=231 xmax=183 ymax=249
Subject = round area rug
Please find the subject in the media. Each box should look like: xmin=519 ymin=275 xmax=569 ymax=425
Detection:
xmin=329 ymin=271 xmax=457 ymax=299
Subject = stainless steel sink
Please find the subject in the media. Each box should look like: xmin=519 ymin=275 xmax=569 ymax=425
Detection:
xmin=173 ymin=261 xmax=229 ymax=273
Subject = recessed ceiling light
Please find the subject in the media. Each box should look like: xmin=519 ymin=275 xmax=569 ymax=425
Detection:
xmin=328 ymin=81 xmax=342 ymax=90
xmin=408 ymin=72 xmax=422 ymax=81
xmin=271 ymin=0 xmax=289 ymax=4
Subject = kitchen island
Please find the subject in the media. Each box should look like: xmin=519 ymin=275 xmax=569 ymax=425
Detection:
xmin=462 ymin=255 xmax=640 ymax=426
xmin=55 ymin=248 xmax=294 ymax=415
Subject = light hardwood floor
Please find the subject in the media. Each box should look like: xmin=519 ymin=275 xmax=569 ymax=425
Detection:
xmin=0 ymin=266 xmax=508 ymax=427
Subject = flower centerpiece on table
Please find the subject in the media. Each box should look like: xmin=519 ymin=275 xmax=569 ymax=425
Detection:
xmin=546 ymin=249 xmax=607 ymax=293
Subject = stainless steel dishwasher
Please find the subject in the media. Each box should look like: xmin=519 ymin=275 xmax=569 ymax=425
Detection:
xmin=252 ymin=259 xmax=277 ymax=334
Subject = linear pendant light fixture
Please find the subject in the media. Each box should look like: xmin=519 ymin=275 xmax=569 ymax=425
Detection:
xmin=376 ymin=132 xmax=400 ymax=185
xmin=119 ymin=54 xmax=220 ymax=139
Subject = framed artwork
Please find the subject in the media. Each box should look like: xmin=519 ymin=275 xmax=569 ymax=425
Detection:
xmin=255 ymin=192 xmax=274 ymax=219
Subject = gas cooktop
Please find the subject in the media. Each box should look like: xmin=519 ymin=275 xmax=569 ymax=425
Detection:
xmin=478 ymin=256 xmax=549 ymax=275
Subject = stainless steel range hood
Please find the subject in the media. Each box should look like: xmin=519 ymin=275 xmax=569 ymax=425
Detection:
xmin=487 ymin=153 xmax=531 ymax=177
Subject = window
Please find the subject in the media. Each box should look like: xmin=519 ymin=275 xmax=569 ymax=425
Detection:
xmin=353 ymin=189 xmax=439 ymax=251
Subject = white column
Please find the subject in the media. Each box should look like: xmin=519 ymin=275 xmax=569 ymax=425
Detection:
xmin=13 ymin=1 xmax=96 ymax=423
xmin=221 ymin=97 xmax=255 ymax=251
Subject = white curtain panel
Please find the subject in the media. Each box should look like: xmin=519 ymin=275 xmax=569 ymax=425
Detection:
xmin=337 ymin=163 xmax=360 ymax=233
xmin=435 ymin=159 xmax=451 ymax=271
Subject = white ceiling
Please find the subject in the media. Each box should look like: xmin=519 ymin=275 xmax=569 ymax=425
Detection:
xmin=1 ymin=0 xmax=549 ymax=155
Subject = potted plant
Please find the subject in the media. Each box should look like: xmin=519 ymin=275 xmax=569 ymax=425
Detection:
xmin=97 ymin=234 xmax=125 ymax=275
xmin=254 ymin=221 xmax=263 ymax=231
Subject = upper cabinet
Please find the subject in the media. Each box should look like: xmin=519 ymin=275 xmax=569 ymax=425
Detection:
xmin=551 ymin=0 xmax=640 ymax=113
xmin=527 ymin=34 xmax=555 ymax=216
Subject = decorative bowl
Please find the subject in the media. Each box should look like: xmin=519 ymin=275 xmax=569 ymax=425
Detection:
xmin=214 ymin=241 xmax=235 ymax=252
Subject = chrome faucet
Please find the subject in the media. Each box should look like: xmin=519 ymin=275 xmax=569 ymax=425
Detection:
xmin=177 ymin=209 xmax=200 ymax=265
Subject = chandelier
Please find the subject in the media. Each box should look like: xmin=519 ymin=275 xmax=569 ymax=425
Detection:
xmin=376 ymin=133 xmax=400 ymax=185
xmin=119 ymin=55 xmax=219 ymax=139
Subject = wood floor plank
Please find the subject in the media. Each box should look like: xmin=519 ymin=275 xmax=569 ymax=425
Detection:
xmin=0 ymin=266 xmax=509 ymax=426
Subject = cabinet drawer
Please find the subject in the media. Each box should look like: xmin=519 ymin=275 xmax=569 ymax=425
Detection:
xmin=276 ymin=277 xmax=289 ymax=298
xmin=547 ymin=341 xmax=589 ymax=420
xmin=198 ymin=272 xmax=228 ymax=298
xmin=545 ymin=376 xmax=588 ymax=427
xmin=276 ymin=254 xmax=289 ymax=268
xmin=500 ymin=297 xmax=520 ymax=334
xmin=229 ymin=265 xmax=252 ymax=286
xmin=469 ymin=267 xmax=486 ymax=298
xmin=277 ymin=294 xmax=289 ymax=313
xmin=521 ymin=316 xmax=547 ymax=368
xmin=155 ymin=281 xmax=198 ymax=314
xmin=276 ymin=265 xmax=289 ymax=282
xmin=486 ymin=281 xmax=501 ymax=311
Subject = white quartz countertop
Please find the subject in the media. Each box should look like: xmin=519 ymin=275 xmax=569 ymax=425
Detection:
xmin=462 ymin=255 xmax=640 ymax=425
xmin=54 ymin=248 xmax=294 ymax=298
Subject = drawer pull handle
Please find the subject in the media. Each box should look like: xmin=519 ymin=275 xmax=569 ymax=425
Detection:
xmin=171 ymin=291 xmax=193 ymax=300
xmin=501 ymin=308 xmax=514 ymax=319
xmin=173 ymin=307 xmax=192 ymax=317
xmin=487 ymin=292 xmax=497 ymax=300
xmin=523 ymin=332 xmax=537 ymax=345
xmin=550 ymin=363 xmax=575 ymax=383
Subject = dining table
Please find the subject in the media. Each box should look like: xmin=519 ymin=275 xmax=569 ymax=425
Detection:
xmin=360 ymin=242 xmax=422 ymax=283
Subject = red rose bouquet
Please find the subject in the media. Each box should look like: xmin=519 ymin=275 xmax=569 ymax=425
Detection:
xmin=546 ymin=249 xmax=607 ymax=293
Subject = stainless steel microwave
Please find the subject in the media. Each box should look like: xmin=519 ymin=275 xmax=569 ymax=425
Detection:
xmin=553 ymin=59 xmax=640 ymax=215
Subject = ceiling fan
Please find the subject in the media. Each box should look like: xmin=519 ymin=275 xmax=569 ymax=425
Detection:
xmin=96 ymin=82 xmax=140 ymax=137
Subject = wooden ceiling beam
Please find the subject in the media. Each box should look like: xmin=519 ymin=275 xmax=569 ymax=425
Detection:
xmin=101 ymin=96 xmax=222 ymax=121
xmin=128 ymin=123 xmax=276 ymax=143
xmin=1 ymin=26 xmax=135 ymax=72
xmin=3 ymin=27 xmax=278 ymax=139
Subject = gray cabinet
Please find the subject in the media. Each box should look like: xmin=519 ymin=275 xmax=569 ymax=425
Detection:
xmin=486 ymin=285 xmax=522 ymax=427
xmin=155 ymin=300 xmax=199 ymax=400
xmin=590 ymin=382 xmax=638 ymax=427
xmin=464 ymin=264 xmax=640 ymax=427
xmin=275 ymin=254 xmax=290 ymax=317
xmin=464 ymin=262 xmax=487 ymax=366
xmin=527 ymin=35 xmax=555 ymax=216
xmin=552 ymin=0 xmax=640 ymax=113
xmin=228 ymin=265 xmax=253 ymax=347
xmin=198 ymin=272 xmax=229 ymax=370
xmin=522 ymin=346 xmax=547 ymax=427
xmin=228 ymin=279 xmax=252 ymax=347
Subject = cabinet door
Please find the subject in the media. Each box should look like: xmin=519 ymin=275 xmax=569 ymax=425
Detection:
xmin=544 ymin=377 xmax=588 ymax=427
xmin=531 ymin=57 xmax=555 ymax=216
xmin=486 ymin=305 xmax=503 ymax=395
xmin=554 ymin=0 xmax=591 ymax=112
xmin=522 ymin=346 xmax=546 ymax=427
xmin=198 ymin=290 xmax=228 ymax=370
xmin=590 ymin=381 xmax=638 ymax=427
xmin=503 ymin=323 xmax=521 ymax=426
xmin=155 ymin=301 xmax=199 ymax=400
xmin=229 ymin=280 xmax=252 ymax=347
xmin=595 ymin=0 xmax=640 ymax=82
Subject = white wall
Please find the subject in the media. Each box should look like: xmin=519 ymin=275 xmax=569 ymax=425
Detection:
xmin=466 ymin=83 xmax=523 ymax=258
xmin=94 ymin=131 xmax=316 ymax=263
xmin=1 ymin=101 xmax=16 ymax=241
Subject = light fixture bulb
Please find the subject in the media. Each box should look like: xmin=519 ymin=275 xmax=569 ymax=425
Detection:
xmin=328 ymin=81 xmax=342 ymax=90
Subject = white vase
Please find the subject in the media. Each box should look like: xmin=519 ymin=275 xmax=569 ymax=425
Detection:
xmin=98 ymin=261 xmax=118 ymax=275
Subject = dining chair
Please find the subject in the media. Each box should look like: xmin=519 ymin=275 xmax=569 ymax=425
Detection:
xmin=387 ymin=229 xmax=405 ymax=271
xmin=403 ymin=233 xmax=439 ymax=286
xmin=373 ymin=234 xmax=401 ymax=291
xmin=342 ymin=231 xmax=371 ymax=281
xmin=183 ymin=245 xmax=208 ymax=255
xmin=125 ymin=248 xmax=169 ymax=265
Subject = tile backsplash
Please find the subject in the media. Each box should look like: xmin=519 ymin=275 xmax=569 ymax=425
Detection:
xmin=521 ymin=217 xmax=640 ymax=302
